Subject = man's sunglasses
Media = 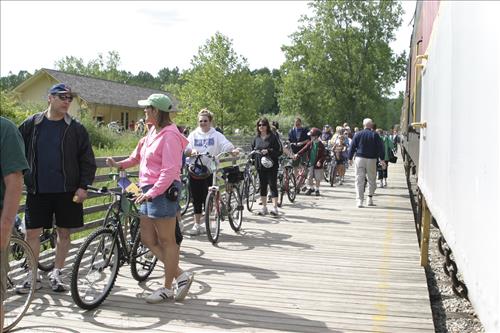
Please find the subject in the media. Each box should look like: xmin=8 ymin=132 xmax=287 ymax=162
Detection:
xmin=56 ymin=94 xmax=74 ymax=102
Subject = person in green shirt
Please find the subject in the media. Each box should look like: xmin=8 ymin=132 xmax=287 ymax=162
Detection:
xmin=294 ymin=128 xmax=326 ymax=196
xmin=376 ymin=129 xmax=395 ymax=187
xmin=0 ymin=116 xmax=29 ymax=331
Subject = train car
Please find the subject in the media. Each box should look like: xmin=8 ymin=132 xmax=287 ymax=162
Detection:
xmin=400 ymin=2 xmax=499 ymax=332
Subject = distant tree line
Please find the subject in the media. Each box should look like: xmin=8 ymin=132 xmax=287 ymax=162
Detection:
xmin=1 ymin=0 xmax=406 ymax=132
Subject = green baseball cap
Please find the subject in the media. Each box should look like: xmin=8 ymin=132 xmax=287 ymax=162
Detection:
xmin=138 ymin=93 xmax=174 ymax=112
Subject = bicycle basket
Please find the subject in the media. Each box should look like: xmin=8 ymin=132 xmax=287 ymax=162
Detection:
xmin=222 ymin=166 xmax=243 ymax=184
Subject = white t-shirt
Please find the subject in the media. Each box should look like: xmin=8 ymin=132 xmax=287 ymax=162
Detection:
xmin=185 ymin=127 xmax=235 ymax=167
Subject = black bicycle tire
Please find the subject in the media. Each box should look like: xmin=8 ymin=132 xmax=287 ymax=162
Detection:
xmin=204 ymin=191 xmax=220 ymax=244
xmin=3 ymin=237 xmax=37 ymax=333
xmin=180 ymin=178 xmax=191 ymax=216
xmin=70 ymin=228 xmax=120 ymax=310
xmin=245 ymin=176 xmax=256 ymax=212
xmin=287 ymin=170 xmax=297 ymax=202
xmin=130 ymin=231 xmax=158 ymax=282
xmin=37 ymin=228 xmax=56 ymax=272
xmin=277 ymin=174 xmax=284 ymax=208
xmin=330 ymin=163 xmax=337 ymax=187
xmin=323 ymin=160 xmax=330 ymax=182
xmin=228 ymin=187 xmax=243 ymax=232
xmin=103 ymin=201 xmax=120 ymax=228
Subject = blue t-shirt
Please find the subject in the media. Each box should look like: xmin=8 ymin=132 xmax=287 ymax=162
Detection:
xmin=36 ymin=117 xmax=66 ymax=193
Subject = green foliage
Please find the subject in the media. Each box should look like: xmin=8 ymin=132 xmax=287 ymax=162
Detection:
xmin=0 ymin=89 xmax=44 ymax=125
xmin=279 ymin=0 xmax=406 ymax=129
xmin=78 ymin=112 xmax=139 ymax=153
xmin=253 ymin=68 xmax=280 ymax=115
xmin=0 ymin=70 xmax=32 ymax=91
xmin=177 ymin=32 xmax=258 ymax=134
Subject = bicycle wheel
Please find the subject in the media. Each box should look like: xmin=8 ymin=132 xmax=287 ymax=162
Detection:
xmin=37 ymin=228 xmax=56 ymax=272
xmin=130 ymin=231 xmax=158 ymax=282
xmin=180 ymin=177 xmax=191 ymax=216
xmin=245 ymin=174 xmax=256 ymax=212
xmin=323 ymin=160 xmax=331 ymax=182
xmin=330 ymin=163 xmax=338 ymax=187
xmin=252 ymin=170 xmax=260 ymax=194
xmin=277 ymin=173 xmax=284 ymax=208
xmin=228 ymin=186 xmax=243 ymax=232
xmin=3 ymin=237 xmax=36 ymax=332
xmin=70 ymin=228 xmax=120 ymax=310
xmin=286 ymin=169 xmax=297 ymax=202
xmin=204 ymin=191 xmax=221 ymax=244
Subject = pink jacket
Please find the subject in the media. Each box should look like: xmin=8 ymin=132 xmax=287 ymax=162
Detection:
xmin=119 ymin=124 xmax=188 ymax=199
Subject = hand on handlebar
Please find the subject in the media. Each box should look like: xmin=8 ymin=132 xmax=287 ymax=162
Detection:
xmin=106 ymin=157 xmax=120 ymax=168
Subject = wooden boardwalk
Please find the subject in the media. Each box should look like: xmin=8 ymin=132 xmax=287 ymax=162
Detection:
xmin=14 ymin=158 xmax=434 ymax=332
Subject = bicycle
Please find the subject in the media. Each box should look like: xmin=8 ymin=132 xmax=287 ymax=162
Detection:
xmin=294 ymin=161 xmax=310 ymax=194
xmin=240 ymin=153 xmax=257 ymax=212
xmin=70 ymin=184 xmax=158 ymax=310
xmin=179 ymin=164 xmax=191 ymax=216
xmin=2 ymin=236 xmax=37 ymax=332
xmin=277 ymin=156 xmax=297 ymax=207
xmin=12 ymin=215 xmax=57 ymax=272
xmin=201 ymin=152 xmax=244 ymax=244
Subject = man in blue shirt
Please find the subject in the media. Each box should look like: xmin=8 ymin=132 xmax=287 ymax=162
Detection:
xmin=288 ymin=117 xmax=309 ymax=176
xmin=17 ymin=83 xmax=96 ymax=293
xmin=348 ymin=118 xmax=385 ymax=207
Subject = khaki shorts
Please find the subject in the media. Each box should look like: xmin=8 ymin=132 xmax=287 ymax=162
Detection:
xmin=0 ymin=249 xmax=8 ymax=304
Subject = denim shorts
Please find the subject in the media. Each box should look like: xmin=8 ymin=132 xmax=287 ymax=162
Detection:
xmin=139 ymin=181 xmax=181 ymax=219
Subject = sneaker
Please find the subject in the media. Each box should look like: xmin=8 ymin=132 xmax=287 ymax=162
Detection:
xmin=356 ymin=199 xmax=364 ymax=208
xmin=305 ymin=188 xmax=314 ymax=195
xmin=315 ymin=190 xmax=320 ymax=196
xmin=267 ymin=196 xmax=272 ymax=203
xmin=15 ymin=270 xmax=42 ymax=294
xmin=49 ymin=269 xmax=67 ymax=292
xmin=188 ymin=223 xmax=206 ymax=236
xmin=258 ymin=206 xmax=268 ymax=216
xmin=175 ymin=271 xmax=194 ymax=301
xmin=270 ymin=207 xmax=279 ymax=216
xmin=368 ymin=196 xmax=375 ymax=206
xmin=145 ymin=287 xmax=174 ymax=304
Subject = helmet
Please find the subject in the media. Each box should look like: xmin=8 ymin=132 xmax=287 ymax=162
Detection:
xmin=260 ymin=156 xmax=274 ymax=169
xmin=188 ymin=156 xmax=210 ymax=179
xmin=307 ymin=127 xmax=321 ymax=137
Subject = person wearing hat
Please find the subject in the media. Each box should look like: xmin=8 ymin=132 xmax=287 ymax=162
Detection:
xmin=106 ymin=93 xmax=193 ymax=303
xmin=293 ymin=127 xmax=326 ymax=196
xmin=184 ymin=108 xmax=239 ymax=235
xmin=17 ymin=83 xmax=97 ymax=293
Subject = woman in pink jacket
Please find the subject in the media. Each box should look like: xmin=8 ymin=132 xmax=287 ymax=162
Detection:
xmin=107 ymin=94 xmax=193 ymax=304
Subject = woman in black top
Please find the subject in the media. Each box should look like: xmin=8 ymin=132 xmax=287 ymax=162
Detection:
xmin=251 ymin=117 xmax=282 ymax=216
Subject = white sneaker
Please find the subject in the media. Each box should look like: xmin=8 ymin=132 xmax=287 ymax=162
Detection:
xmin=368 ymin=196 xmax=375 ymax=206
xmin=188 ymin=223 xmax=206 ymax=236
xmin=357 ymin=200 xmax=363 ymax=208
xmin=175 ymin=271 xmax=194 ymax=301
xmin=145 ymin=287 xmax=174 ymax=304
xmin=49 ymin=268 xmax=67 ymax=292
xmin=270 ymin=206 xmax=279 ymax=216
xmin=15 ymin=270 xmax=42 ymax=294
xmin=258 ymin=206 xmax=268 ymax=216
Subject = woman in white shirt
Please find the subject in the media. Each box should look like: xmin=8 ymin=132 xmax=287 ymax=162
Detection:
xmin=184 ymin=109 xmax=238 ymax=235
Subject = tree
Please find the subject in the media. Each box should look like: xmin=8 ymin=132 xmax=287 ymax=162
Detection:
xmin=0 ymin=70 xmax=32 ymax=91
xmin=55 ymin=50 xmax=130 ymax=82
xmin=178 ymin=32 xmax=258 ymax=132
xmin=252 ymin=68 xmax=280 ymax=115
xmin=279 ymin=0 xmax=406 ymax=128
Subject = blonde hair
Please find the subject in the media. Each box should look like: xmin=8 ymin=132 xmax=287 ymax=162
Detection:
xmin=198 ymin=108 xmax=213 ymax=122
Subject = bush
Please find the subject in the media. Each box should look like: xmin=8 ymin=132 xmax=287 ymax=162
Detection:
xmin=0 ymin=89 xmax=44 ymax=125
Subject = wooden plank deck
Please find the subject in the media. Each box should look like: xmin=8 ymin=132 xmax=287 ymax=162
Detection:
xmin=14 ymin=158 xmax=434 ymax=332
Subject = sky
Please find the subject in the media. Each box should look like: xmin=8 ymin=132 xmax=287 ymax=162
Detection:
xmin=0 ymin=1 xmax=415 ymax=95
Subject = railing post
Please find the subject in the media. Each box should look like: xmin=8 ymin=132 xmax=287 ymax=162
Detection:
xmin=420 ymin=196 xmax=431 ymax=267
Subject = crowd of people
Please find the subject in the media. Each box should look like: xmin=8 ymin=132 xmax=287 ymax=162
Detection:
xmin=0 ymin=82 xmax=400 ymax=329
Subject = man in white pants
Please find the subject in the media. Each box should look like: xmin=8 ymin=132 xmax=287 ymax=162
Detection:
xmin=348 ymin=118 xmax=385 ymax=207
